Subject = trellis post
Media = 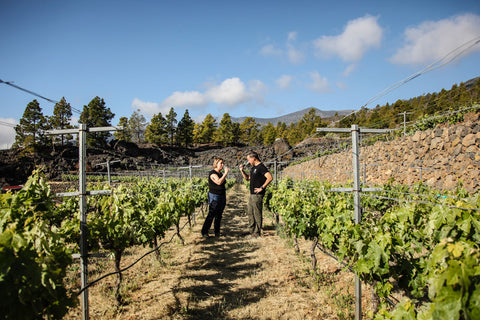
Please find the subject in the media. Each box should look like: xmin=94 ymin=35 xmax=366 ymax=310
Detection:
xmin=316 ymin=125 xmax=390 ymax=320
xmin=46 ymin=125 xmax=122 ymax=320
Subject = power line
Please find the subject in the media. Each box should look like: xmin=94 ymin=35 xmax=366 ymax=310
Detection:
xmin=0 ymin=79 xmax=82 ymax=114
xmin=336 ymin=35 xmax=480 ymax=124
xmin=1 ymin=79 xmax=59 ymax=104
xmin=362 ymin=36 xmax=480 ymax=109
xmin=0 ymin=120 xmax=17 ymax=128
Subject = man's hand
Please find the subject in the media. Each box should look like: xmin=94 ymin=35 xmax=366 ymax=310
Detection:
xmin=254 ymin=187 xmax=263 ymax=194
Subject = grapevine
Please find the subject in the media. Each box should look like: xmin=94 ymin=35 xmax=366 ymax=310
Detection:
xmin=267 ymin=179 xmax=480 ymax=319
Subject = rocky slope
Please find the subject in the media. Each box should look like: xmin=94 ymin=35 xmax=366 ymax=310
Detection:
xmin=0 ymin=138 xmax=310 ymax=187
xmin=283 ymin=111 xmax=480 ymax=193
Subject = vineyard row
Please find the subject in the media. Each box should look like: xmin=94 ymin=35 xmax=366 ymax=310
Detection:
xmin=265 ymin=178 xmax=480 ymax=319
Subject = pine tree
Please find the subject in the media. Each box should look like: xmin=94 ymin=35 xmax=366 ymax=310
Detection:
xmin=50 ymin=97 xmax=73 ymax=146
xmin=79 ymin=96 xmax=115 ymax=148
xmin=176 ymin=109 xmax=194 ymax=147
xmin=214 ymin=113 xmax=234 ymax=146
xmin=230 ymin=122 xmax=241 ymax=146
xmin=145 ymin=113 xmax=167 ymax=145
xmin=128 ymin=109 xmax=146 ymax=143
xmin=14 ymin=99 xmax=48 ymax=150
xmin=299 ymin=108 xmax=326 ymax=137
xmin=192 ymin=123 xmax=202 ymax=145
xmin=286 ymin=122 xmax=302 ymax=145
xmin=276 ymin=122 xmax=287 ymax=139
xmin=262 ymin=122 xmax=277 ymax=145
xmin=197 ymin=114 xmax=217 ymax=144
xmin=165 ymin=107 xmax=177 ymax=146
xmin=114 ymin=117 xmax=131 ymax=142
xmin=240 ymin=117 xmax=260 ymax=146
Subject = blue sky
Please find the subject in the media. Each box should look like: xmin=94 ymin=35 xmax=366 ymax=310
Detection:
xmin=1 ymin=0 xmax=480 ymax=148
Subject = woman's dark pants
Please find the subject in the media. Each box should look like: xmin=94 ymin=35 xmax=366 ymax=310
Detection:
xmin=201 ymin=192 xmax=226 ymax=236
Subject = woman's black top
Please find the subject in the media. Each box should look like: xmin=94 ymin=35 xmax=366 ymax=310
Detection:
xmin=208 ymin=170 xmax=226 ymax=195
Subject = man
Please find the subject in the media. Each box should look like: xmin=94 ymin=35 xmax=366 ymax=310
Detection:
xmin=239 ymin=150 xmax=273 ymax=238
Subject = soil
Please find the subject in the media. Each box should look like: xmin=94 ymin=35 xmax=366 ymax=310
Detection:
xmin=63 ymin=184 xmax=374 ymax=320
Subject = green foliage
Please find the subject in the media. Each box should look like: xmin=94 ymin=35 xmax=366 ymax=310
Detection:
xmin=1 ymin=169 xmax=217 ymax=314
xmin=57 ymin=176 xmax=215 ymax=304
xmin=337 ymin=78 xmax=480 ymax=131
xmin=79 ymin=96 xmax=115 ymax=148
xmin=14 ymin=99 xmax=49 ymax=151
xmin=145 ymin=112 xmax=168 ymax=145
xmin=165 ymin=107 xmax=177 ymax=146
xmin=0 ymin=170 xmax=75 ymax=319
xmin=240 ymin=117 xmax=261 ymax=145
xmin=177 ymin=109 xmax=195 ymax=147
xmin=194 ymin=113 xmax=217 ymax=144
xmin=128 ymin=109 xmax=147 ymax=143
xmin=268 ymin=179 xmax=480 ymax=319
xmin=114 ymin=117 xmax=131 ymax=142
xmin=261 ymin=122 xmax=277 ymax=145
xmin=50 ymin=97 xmax=74 ymax=146
xmin=215 ymin=113 xmax=241 ymax=146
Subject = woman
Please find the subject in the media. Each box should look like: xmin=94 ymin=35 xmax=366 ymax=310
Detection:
xmin=201 ymin=157 xmax=229 ymax=238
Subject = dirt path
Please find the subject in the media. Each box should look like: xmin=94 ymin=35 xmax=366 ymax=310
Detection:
xmin=66 ymin=184 xmax=366 ymax=319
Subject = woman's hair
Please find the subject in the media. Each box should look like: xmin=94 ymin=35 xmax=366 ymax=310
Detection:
xmin=212 ymin=156 xmax=224 ymax=168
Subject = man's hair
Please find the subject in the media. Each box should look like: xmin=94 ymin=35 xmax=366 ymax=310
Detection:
xmin=212 ymin=156 xmax=224 ymax=168
xmin=246 ymin=150 xmax=260 ymax=161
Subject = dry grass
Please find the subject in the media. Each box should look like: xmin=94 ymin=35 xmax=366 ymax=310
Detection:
xmin=63 ymin=184 xmax=373 ymax=319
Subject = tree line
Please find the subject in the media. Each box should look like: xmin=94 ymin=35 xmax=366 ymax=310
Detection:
xmin=13 ymin=77 xmax=480 ymax=152
xmin=338 ymin=77 xmax=480 ymax=129
xmin=13 ymin=97 xmax=328 ymax=151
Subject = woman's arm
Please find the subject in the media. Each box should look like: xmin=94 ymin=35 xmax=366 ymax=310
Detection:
xmin=210 ymin=168 xmax=229 ymax=185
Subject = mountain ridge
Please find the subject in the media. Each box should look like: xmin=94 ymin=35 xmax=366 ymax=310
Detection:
xmin=228 ymin=107 xmax=355 ymax=125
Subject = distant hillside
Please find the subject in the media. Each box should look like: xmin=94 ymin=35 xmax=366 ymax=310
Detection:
xmin=229 ymin=108 xmax=355 ymax=125
xmin=337 ymin=76 xmax=480 ymax=130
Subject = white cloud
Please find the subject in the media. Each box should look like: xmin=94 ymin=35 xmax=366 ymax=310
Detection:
xmin=287 ymin=43 xmax=304 ymax=64
xmin=132 ymin=98 xmax=166 ymax=117
xmin=248 ymin=79 xmax=268 ymax=104
xmin=342 ymin=64 xmax=357 ymax=77
xmin=0 ymin=118 xmax=17 ymax=149
xmin=287 ymin=31 xmax=304 ymax=64
xmin=390 ymin=14 xmax=480 ymax=65
xmin=288 ymin=31 xmax=297 ymax=41
xmin=260 ymin=31 xmax=305 ymax=64
xmin=162 ymin=91 xmax=208 ymax=109
xmin=206 ymin=78 xmax=250 ymax=106
xmin=313 ymin=15 xmax=383 ymax=62
xmin=337 ymin=81 xmax=348 ymax=90
xmin=134 ymin=77 xmax=267 ymax=116
xmin=276 ymin=75 xmax=293 ymax=89
xmin=260 ymin=44 xmax=282 ymax=56
xmin=308 ymin=71 xmax=330 ymax=93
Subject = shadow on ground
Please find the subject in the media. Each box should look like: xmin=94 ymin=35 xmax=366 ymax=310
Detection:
xmin=170 ymin=185 xmax=276 ymax=319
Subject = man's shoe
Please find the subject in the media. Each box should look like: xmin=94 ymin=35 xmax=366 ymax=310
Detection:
xmin=215 ymin=233 xmax=221 ymax=237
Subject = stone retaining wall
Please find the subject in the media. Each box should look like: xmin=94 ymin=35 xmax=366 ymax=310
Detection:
xmin=282 ymin=112 xmax=480 ymax=193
